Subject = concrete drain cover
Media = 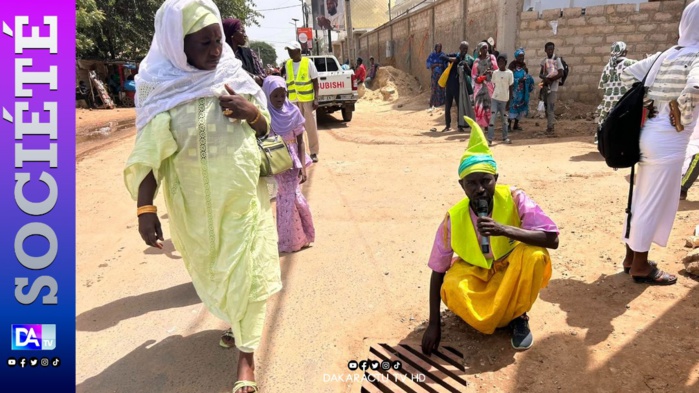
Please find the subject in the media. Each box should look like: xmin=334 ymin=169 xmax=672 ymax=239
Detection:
xmin=359 ymin=343 xmax=467 ymax=392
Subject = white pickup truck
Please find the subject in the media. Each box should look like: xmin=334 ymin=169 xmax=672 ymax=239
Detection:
xmin=308 ymin=55 xmax=358 ymax=122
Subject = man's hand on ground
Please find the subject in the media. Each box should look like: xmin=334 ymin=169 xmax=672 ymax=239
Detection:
xmin=421 ymin=324 xmax=442 ymax=356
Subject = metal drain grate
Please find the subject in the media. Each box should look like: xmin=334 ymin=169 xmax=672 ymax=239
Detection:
xmin=360 ymin=344 xmax=467 ymax=392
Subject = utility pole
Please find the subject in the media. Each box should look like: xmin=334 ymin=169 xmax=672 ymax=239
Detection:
xmin=345 ymin=0 xmax=354 ymax=63
xmin=388 ymin=0 xmax=391 ymax=21
xmin=291 ymin=18 xmax=299 ymax=43
xmin=301 ymin=0 xmax=309 ymax=28
xmin=328 ymin=28 xmax=333 ymax=53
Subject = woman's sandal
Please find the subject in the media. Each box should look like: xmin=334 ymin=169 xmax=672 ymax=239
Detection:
xmin=233 ymin=380 xmax=258 ymax=393
xmin=623 ymin=260 xmax=657 ymax=274
xmin=632 ymin=266 xmax=677 ymax=286
xmin=219 ymin=328 xmax=235 ymax=349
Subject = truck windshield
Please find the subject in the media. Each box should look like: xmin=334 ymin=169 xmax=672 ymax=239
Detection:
xmin=313 ymin=58 xmax=339 ymax=72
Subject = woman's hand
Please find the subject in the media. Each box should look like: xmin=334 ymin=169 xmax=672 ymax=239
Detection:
xmin=219 ymin=84 xmax=258 ymax=122
xmin=299 ymin=167 xmax=308 ymax=184
xmin=476 ymin=216 xmax=509 ymax=237
xmin=421 ymin=323 xmax=442 ymax=356
xmin=670 ymin=111 xmax=678 ymax=127
xmin=138 ymin=213 xmax=163 ymax=249
xmin=646 ymin=100 xmax=657 ymax=119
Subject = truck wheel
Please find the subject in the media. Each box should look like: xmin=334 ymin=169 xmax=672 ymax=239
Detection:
xmin=341 ymin=107 xmax=353 ymax=122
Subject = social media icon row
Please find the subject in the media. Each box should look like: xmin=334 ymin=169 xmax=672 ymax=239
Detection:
xmin=348 ymin=359 xmax=402 ymax=371
xmin=7 ymin=357 xmax=59 ymax=368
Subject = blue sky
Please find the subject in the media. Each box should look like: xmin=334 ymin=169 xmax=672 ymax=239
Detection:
xmin=247 ymin=0 xmax=307 ymax=65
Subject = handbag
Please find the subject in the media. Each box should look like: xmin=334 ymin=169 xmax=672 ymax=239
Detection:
xmin=258 ymin=134 xmax=293 ymax=177
xmin=438 ymin=62 xmax=453 ymax=88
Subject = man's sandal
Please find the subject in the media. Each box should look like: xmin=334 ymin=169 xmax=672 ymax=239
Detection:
xmin=623 ymin=260 xmax=656 ymax=274
xmin=632 ymin=267 xmax=677 ymax=286
xmin=219 ymin=328 xmax=234 ymax=349
xmin=233 ymin=380 xmax=258 ymax=393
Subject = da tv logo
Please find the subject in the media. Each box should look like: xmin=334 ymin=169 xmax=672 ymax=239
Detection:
xmin=11 ymin=324 xmax=56 ymax=350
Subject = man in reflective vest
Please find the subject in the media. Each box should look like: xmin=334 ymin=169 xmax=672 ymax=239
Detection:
xmin=285 ymin=41 xmax=320 ymax=162
xmin=421 ymin=117 xmax=559 ymax=353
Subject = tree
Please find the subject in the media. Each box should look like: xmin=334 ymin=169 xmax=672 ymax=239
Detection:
xmin=248 ymin=41 xmax=277 ymax=67
xmin=76 ymin=0 xmax=105 ymax=54
xmin=77 ymin=0 xmax=261 ymax=60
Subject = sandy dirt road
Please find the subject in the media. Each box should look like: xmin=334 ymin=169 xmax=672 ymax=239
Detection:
xmin=76 ymin=95 xmax=699 ymax=393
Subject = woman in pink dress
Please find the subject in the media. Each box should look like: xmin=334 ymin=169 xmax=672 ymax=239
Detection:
xmin=263 ymin=77 xmax=316 ymax=253
xmin=472 ymin=42 xmax=499 ymax=135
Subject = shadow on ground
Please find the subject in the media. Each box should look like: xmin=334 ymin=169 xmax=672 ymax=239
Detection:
xmin=77 ymin=330 xmax=236 ymax=393
xmin=76 ymin=282 xmax=200 ymax=331
xmin=514 ymin=284 xmax=699 ymax=392
xmin=539 ymin=275 xmax=647 ymax=345
xmin=679 ymin=199 xmax=699 ymax=212
xmin=144 ymin=239 xmax=182 ymax=259
xmin=398 ymin=280 xmax=699 ymax=392
xmin=570 ymin=151 xmax=605 ymax=162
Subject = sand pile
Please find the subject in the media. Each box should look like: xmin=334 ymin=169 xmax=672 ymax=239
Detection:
xmin=360 ymin=66 xmax=422 ymax=102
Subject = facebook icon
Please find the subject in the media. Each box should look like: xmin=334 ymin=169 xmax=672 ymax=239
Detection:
xmin=11 ymin=324 xmax=56 ymax=350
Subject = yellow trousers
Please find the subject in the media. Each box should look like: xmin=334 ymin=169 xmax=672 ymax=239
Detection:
xmin=441 ymin=243 xmax=552 ymax=334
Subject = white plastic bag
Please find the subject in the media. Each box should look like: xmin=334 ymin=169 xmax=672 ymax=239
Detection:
xmin=537 ymin=100 xmax=545 ymax=112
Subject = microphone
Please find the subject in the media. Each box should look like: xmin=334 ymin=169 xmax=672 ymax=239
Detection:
xmin=476 ymin=199 xmax=490 ymax=254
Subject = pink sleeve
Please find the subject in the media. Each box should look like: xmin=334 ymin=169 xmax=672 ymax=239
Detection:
xmin=427 ymin=215 xmax=455 ymax=273
xmin=490 ymin=55 xmax=499 ymax=70
xmin=512 ymin=187 xmax=559 ymax=233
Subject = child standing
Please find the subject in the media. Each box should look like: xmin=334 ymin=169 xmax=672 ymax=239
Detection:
xmin=489 ymin=55 xmax=514 ymax=145
xmin=263 ymin=77 xmax=316 ymax=253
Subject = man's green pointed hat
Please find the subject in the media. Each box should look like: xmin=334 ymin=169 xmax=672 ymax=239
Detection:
xmin=458 ymin=116 xmax=497 ymax=179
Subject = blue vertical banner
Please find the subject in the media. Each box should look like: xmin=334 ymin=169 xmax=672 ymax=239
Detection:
xmin=0 ymin=1 xmax=76 ymax=391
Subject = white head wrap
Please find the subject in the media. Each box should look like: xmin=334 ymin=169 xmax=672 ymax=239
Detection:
xmin=134 ymin=0 xmax=265 ymax=132
xmin=638 ymin=1 xmax=699 ymax=87
xmin=678 ymin=1 xmax=699 ymax=48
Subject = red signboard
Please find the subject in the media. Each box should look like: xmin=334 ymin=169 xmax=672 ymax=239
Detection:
xmin=297 ymin=27 xmax=313 ymax=51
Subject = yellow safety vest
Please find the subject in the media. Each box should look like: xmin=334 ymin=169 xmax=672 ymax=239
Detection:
xmin=285 ymin=58 xmax=315 ymax=102
xmin=448 ymin=185 xmax=521 ymax=269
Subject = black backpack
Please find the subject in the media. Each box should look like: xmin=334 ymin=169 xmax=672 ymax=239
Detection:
xmin=596 ymin=52 xmax=662 ymax=238
xmin=597 ymin=53 xmax=662 ymax=168
xmin=557 ymin=56 xmax=569 ymax=86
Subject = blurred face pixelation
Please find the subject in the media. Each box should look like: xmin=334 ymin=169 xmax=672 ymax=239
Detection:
xmin=545 ymin=44 xmax=555 ymax=58
xmin=184 ymin=23 xmax=222 ymax=71
xmin=232 ymin=25 xmax=247 ymax=46
xmin=327 ymin=0 xmax=337 ymax=15
xmin=270 ymin=87 xmax=287 ymax=109
xmin=460 ymin=172 xmax=498 ymax=208
xmin=479 ymin=45 xmax=488 ymax=57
